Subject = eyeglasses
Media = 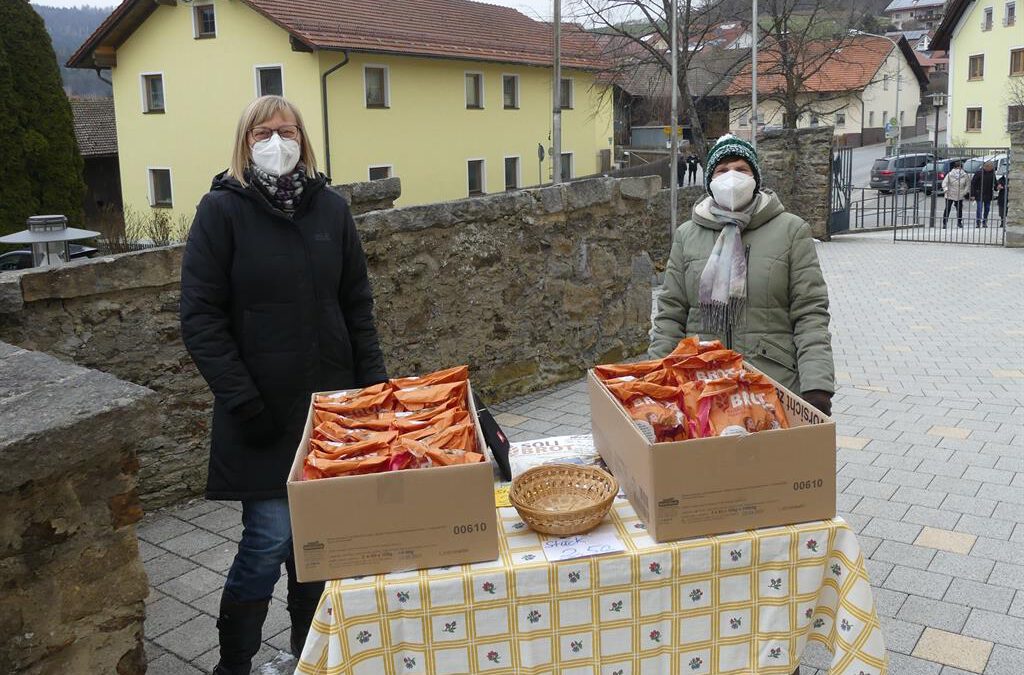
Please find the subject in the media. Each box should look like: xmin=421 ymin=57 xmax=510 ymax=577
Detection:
xmin=250 ymin=124 xmax=301 ymax=142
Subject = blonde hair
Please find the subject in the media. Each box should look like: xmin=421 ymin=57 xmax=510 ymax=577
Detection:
xmin=228 ymin=95 xmax=318 ymax=186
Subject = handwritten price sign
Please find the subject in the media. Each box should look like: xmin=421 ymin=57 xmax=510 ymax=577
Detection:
xmin=541 ymin=526 xmax=625 ymax=563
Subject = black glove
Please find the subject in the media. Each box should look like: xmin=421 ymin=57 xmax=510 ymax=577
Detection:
xmin=234 ymin=400 xmax=281 ymax=447
xmin=802 ymin=390 xmax=833 ymax=417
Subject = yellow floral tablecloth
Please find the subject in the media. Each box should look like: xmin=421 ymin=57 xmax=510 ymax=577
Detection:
xmin=296 ymin=500 xmax=886 ymax=675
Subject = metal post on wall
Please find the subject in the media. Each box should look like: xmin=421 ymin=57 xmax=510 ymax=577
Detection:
xmin=552 ymin=0 xmax=563 ymax=184
xmin=670 ymin=0 xmax=679 ymax=236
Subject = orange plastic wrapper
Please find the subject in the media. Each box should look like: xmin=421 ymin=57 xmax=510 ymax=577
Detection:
xmin=668 ymin=349 xmax=745 ymax=384
xmin=315 ymin=384 xmax=396 ymax=416
xmin=605 ymin=380 xmax=690 ymax=442
xmin=390 ymin=365 xmax=469 ymax=389
xmin=604 ymin=368 xmax=674 ymax=387
xmin=305 ymin=452 xmax=390 ymax=479
xmin=314 ymin=411 xmax=396 ymax=431
xmin=681 ymin=372 xmax=790 ymax=439
xmin=593 ymin=358 xmax=666 ymax=382
xmin=423 ymin=421 xmax=478 ymax=454
xmin=426 ymin=448 xmax=485 ymax=466
xmin=309 ymin=435 xmax=396 ymax=460
xmin=393 ymin=381 xmax=468 ymax=411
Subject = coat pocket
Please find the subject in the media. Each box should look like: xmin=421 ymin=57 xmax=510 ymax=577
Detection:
xmin=754 ymin=335 xmax=798 ymax=372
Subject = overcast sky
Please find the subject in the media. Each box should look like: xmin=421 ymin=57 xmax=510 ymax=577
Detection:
xmin=32 ymin=1 xmax=567 ymax=20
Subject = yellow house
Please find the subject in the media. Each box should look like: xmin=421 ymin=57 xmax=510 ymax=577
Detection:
xmin=68 ymin=0 xmax=614 ymax=220
xmin=932 ymin=0 xmax=1023 ymax=147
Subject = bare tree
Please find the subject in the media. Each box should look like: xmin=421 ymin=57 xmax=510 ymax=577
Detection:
xmin=734 ymin=0 xmax=877 ymax=129
xmin=571 ymin=0 xmax=750 ymax=161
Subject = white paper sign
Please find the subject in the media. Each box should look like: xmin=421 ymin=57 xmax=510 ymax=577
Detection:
xmin=540 ymin=524 xmax=626 ymax=562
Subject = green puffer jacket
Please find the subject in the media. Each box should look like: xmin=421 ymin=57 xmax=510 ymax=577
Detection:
xmin=649 ymin=190 xmax=835 ymax=395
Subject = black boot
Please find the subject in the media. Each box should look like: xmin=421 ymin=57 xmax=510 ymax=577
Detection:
xmin=212 ymin=593 xmax=269 ymax=675
xmin=286 ymin=558 xmax=325 ymax=658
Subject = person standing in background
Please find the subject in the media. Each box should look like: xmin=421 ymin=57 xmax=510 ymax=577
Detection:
xmin=940 ymin=160 xmax=970 ymax=229
xmin=970 ymin=161 xmax=996 ymax=227
xmin=686 ymin=154 xmax=699 ymax=185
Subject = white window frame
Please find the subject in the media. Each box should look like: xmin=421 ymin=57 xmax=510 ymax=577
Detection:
xmin=467 ymin=158 xmax=487 ymax=196
xmin=192 ymin=2 xmax=217 ymax=39
xmin=966 ymin=106 xmax=984 ymax=132
xmin=559 ymin=77 xmax=575 ymax=110
xmin=1011 ymin=45 xmax=1024 ymax=76
xmin=139 ymin=71 xmax=166 ymax=113
xmin=254 ymin=64 xmax=285 ymax=97
xmin=983 ymin=6 xmax=994 ymax=30
xmin=1007 ymin=2 xmax=1017 ymax=26
xmin=503 ymin=155 xmax=521 ymax=190
xmin=559 ymin=151 xmax=574 ymax=179
xmin=739 ymin=111 xmax=749 ymax=127
xmin=363 ymin=64 xmax=390 ymax=108
xmin=465 ymin=71 xmax=485 ymax=109
xmin=147 ymin=166 xmax=174 ymax=208
xmin=968 ymin=52 xmax=985 ymax=80
xmin=501 ymin=74 xmax=520 ymax=110
xmin=836 ymin=111 xmax=846 ymax=127
xmin=367 ymin=165 xmax=393 ymax=181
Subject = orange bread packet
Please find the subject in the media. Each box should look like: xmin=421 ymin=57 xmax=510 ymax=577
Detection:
xmin=391 ymin=365 xmax=469 ymax=389
xmin=605 ymin=380 xmax=689 ymax=442
xmin=593 ymin=358 xmax=666 ymax=381
xmin=393 ymin=381 xmax=468 ymax=411
xmin=315 ymin=385 xmax=395 ymax=416
xmin=668 ymin=349 xmax=745 ymax=384
xmin=426 ymin=448 xmax=484 ymax=466
xmin=424 ymin=421 xmax=478 ymax=454
xmin=309 ymin=436 xmax=394 ymax=460
xmin=312 ymin=423 xmax=397 ymax=445
xmin=681 ymin=372 xmax=789 ymax=438
xmin=604 ymin=368 xmax=674 ymax=387
xmin=306 ymin=452 xmax=390 ymax=478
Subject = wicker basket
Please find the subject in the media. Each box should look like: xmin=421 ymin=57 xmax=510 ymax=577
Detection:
xmin=509 ymin=464 xmax=619 ymax=536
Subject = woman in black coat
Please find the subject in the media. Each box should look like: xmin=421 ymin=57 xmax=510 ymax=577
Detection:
xmin=180 ymin=95 xmax=387 ymax=674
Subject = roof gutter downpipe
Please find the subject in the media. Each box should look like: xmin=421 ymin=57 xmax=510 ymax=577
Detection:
xmin=321 ymin=49 xmax=351 ymax=181
xmin=95 ymin=68 xmax=111 ymax=85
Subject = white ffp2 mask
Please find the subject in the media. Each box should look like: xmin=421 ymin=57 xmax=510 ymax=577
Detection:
xmin=251 ymin=133 xmax=301 ymax=176
xmin=709 ymin=170 xmax=757 ymax=211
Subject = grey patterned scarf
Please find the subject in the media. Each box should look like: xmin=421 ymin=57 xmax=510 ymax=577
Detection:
xmin=247 ymin=162 xmax=307 ymax=216
xmin=694 ymin=194 xmax=759 ymax=334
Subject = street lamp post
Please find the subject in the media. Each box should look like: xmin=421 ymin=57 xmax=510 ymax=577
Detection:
xmin=928 ymin=91 xmax=947 ymax=227
xmin=553 ymin=0 xmax=562 ymax=184
xmin=670 ymin=0 xmax=679 ymax=237
xmin=751 ymin=0 xmax=758 ymax=151
xmin=853 ymin=30 xmax=902 ymax=159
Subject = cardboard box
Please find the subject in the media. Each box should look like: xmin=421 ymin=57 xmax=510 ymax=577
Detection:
xmin=287 ymin=382 xmax=499 ymax=581
xmin=588 ymin=368 xmax=836 ymax=542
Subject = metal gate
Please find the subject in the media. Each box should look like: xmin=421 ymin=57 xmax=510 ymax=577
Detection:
xmin=828 ymin=146 xmax=853 ymax=234
xmin=837 ymin=146 xmax=1011 ymax=245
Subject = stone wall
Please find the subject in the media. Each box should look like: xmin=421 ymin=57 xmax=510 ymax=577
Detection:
xmin=757 ymin=126 xmax=835 ymax=240
xmin=330 ymin=176 xmax=401 ymax=215
xmin=0 ymin=342 xmax=154 ymax=674
xmin=1006 ymin=124 xmax=1023 ymax=248
xmin=0 ymin=176 xmax=679 ymax=508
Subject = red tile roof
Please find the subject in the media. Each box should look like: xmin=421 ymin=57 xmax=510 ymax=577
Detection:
xmin=725 ymin=35 xmax=926 ymax=96
xmin=69 ymin=0 xmax=606 ymax=70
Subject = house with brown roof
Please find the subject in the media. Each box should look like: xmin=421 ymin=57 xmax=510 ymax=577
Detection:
xmin=725 ymin=35 xmax=928 ymax=147
xmin=67 ymin=0 xmax=613 ymax=217
xmin=70 ymin=97 xmax=122 ymax=218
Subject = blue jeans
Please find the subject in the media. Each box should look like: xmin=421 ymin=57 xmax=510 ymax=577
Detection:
xmin=976 ymin=199 xmax=991 ymax=226
xmin=224 ymin=498 xmax=323 ymax=607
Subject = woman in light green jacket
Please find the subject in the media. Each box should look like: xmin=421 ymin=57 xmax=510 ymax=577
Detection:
xmin=650 ymin=135 xmax=835 ymax=415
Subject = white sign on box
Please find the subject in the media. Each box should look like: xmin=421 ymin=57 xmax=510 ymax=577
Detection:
xmin=540 ymin=522 xmax=625 ymax=562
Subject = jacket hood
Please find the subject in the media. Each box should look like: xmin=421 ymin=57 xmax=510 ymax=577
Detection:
xmin=691 ymin=189 xmax=786 ymax=232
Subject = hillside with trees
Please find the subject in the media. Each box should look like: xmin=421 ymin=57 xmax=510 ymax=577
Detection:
xmin=32 ymin=4 xmax=113 ymax=97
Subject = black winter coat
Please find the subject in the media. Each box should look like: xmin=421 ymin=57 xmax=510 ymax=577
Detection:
xmin=971 ymin=169 xmax=996 ymax=201
xmin=180 ymin=171 xmax=388 ymax=500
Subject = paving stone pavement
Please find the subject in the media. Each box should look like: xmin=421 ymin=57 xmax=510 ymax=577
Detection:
xmin=140 ymin=232 xmax=1023 ymax=674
